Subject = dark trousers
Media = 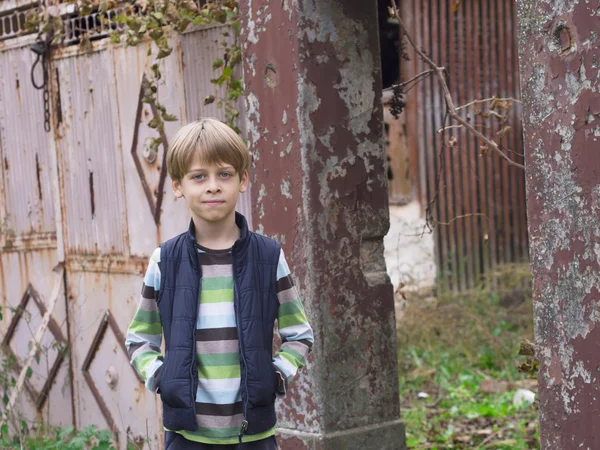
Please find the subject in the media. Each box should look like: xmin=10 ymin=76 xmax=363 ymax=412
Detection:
xmin=164 ymin=432 xmax=278 ymax=450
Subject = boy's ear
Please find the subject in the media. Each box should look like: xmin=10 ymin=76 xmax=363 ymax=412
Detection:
xmin=172 ymin=179 xmax=184 ymax=198
xmin=239 ymin=170 xmax=249 ymax=193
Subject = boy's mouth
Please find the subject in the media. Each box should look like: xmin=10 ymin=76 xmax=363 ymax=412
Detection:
xmin=203 ymin=200 xmax=225 ymax=206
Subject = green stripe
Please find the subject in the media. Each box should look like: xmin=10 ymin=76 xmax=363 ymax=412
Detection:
xmin=176 ymin=428 xmax=276 ymax=444
xmin=201 ymin=277 xmax=233 ymax=290
xmin=198 ymin=364 xmax=241 ymax=379
xmin=280 ymin=348 xmax=306 ymax=366
xmin=200 ymin=289 xmax=234 ymax=304
xmin=279 ymin=299 xmax=303 ymax=317
xmin=133 ymin=309 xmax=161 ymax=324
xmin=128 ymin=320 xmax=162 ymax=336
xmin=280 ymin=351 xmax=304 ymax=368
xmin=278 ymin=311 xmax=308 ymax=329
xmin=180 ymin=426 xmax=240 ymax=440
xmin=197 ymin=352 xmax=239 ymax=367
xmin=132 ymin=351 xmax=161 ymax=376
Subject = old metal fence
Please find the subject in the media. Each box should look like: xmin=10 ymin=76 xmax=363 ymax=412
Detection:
xmin=0 ymin=2 xmax=248 ymax=447
xmin=398 ymin=0 xmax=528 ymax=290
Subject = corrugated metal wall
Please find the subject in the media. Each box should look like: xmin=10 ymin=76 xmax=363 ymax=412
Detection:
xmin=0 ymin=12 xmax=251 ymax=446
xmin=55 ymin=52 xmax=129 ymax=255
xmin=0 ymin=38 xmax=73 ymax=431
xmin=401 ymin=0 xmax=528 ymax=290
xmin=0 ymin=46 xmax=56 ymax=235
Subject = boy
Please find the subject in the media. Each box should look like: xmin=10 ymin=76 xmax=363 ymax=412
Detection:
xmin=125 ymin=118 xmax=314 ymax=450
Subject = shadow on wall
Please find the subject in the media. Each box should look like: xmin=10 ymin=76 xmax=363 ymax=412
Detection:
xmin=384 ymin=200 xmax=436 ymax=292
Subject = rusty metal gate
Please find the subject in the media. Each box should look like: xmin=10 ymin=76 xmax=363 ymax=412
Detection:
xmin=400 ymin=0 xmax=528 ymax=290
xmin=0 ymin=4 xmax=249 ymax=447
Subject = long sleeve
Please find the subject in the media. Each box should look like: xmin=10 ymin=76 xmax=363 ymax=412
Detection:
xmin=125 ymin=247 xmax=164 ymax=393
xmin=272 ymin=249 xmax=314 ymax=392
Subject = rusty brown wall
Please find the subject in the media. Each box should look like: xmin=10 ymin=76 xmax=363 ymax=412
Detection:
xmin=401 ymin=0 xmax=528 ymax=290
xmin=240 ymin=0 xmax=405 ymax=448
xmin=516 ymin=1 xmax=600 ymax=448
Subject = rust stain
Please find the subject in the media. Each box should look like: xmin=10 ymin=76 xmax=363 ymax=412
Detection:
xmin=15 ymin=75 xmax=21 ymax=106
xmin=54 ymin=67 xmax=63 ymax=126
xmin=35 ymin=153 xmax=43 ymax=202
xmin=554 ymin=23 xmax=573 ymax=57
xmin=88 ymin=170 xmax=95 ymax=218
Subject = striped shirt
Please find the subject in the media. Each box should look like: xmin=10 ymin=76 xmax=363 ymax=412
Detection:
xmin=126 ymin=245 xmax=314 ymax=445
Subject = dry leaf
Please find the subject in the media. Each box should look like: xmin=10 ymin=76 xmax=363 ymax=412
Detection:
xmin=473 ymin=428 xmax=494 ymax=436
xmin=497 ymin=126 xmax=512 ymax=139
xmin=135 ymin=0 xmax=148 ymax=11
xmin=519 ymin=339 xmax=536 ymax=357
xmin=451 ymin=0 xmax=462 ymax=13
xmin=495 ymin=100 xmax=511 ymax=110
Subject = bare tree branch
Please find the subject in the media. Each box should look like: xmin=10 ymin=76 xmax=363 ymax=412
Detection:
xmin=437 ymin=123 xmax=490 ymax=133
xmin=382 ymin=69 xmax=436 ymax=95
xmin=456 ymin=96 xmax=521 ymax=111
xmin=389 ymin=1 xmax=525 ymax=171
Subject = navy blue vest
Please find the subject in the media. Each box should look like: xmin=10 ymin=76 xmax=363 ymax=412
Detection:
xmin=157 ymin=212 xmax=281 ymax=437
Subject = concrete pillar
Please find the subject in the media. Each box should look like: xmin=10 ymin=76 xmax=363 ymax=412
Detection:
xmin=240 ymin=1 xmax=406 ymax=449
xmin=516 ymin=1 xmax=600 ymax=448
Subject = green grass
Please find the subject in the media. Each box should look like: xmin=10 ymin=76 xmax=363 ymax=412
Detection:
xmin=398 ymin=265 xmax=539 ymax=449
xmin=0 ymin=424 xmax=117 ymax=450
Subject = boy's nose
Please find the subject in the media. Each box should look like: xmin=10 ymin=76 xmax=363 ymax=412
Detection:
xmin=206 ymin=177 xmax=221 ymax=192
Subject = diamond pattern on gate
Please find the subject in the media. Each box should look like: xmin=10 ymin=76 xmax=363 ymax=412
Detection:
xmin=81 ymin=310 xmax=143 ymax=438
xmin=130 ymin=73 xmax=170 ymax=225
xmin=1 ymin=284 xmax=68 ymax=411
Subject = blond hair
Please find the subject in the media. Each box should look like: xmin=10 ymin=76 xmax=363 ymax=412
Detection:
xmin=167 ymin=118 xmax=249 ymax=181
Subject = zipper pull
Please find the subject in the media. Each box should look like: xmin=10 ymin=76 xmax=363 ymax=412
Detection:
xmin=238 ymin=420 xmax=249 ymax=443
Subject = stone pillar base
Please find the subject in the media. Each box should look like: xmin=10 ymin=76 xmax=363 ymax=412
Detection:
xmin=277 ymin=419 xmax=406 ymax=450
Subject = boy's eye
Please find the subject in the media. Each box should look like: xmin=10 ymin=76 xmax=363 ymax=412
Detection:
xmin=192 ymin=174 xmax=206 ymax=180
xmin=220 ymin=172 xmax=232 ymax=178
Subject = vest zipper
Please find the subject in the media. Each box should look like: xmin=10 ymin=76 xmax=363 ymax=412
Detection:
xmin=191 ymin=251 xmax=201 ymax=426
xmin=232 ymin=256 xmax=249 ymax=443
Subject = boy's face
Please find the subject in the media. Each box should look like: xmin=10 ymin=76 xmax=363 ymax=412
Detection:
xmin=172 ymin=156 xmax=248 ymax=226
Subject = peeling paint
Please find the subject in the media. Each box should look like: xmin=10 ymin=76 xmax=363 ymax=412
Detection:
xmin=280 ymin=141 xmax=293 ymax=158
xmin=245 ymin=92 xmax=261 ymax=146
xmin=564 ymin=60 xmax=592 ymax=104
xmin=518 ymin=0 xmax=600 ymax=447
xmin=240 ymin=0 xmax=402 ymax=447
xmin=280 ymin=179 xmax=292 ymax=199
xmin=257 ymin=183 xmax=267 ymax=204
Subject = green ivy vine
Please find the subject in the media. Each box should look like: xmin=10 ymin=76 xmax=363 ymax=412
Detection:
xmin=25 ymin=0 xmax=243 ymax=152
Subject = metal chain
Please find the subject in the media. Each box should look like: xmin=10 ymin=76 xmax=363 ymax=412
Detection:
xmin=31 ymin=39 xmax=51 ymax=133
xmin=42 ymin=58 xmax=50 ymax=132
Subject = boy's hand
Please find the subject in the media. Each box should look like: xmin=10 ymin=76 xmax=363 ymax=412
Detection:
xmin=274 ymin=368 xmax=287 ymax=395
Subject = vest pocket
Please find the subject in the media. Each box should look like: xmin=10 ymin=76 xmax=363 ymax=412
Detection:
xmin=246 ymin=349 xmax=277 ymax=407
xmin=160 ymin=379 xmax=192 ymax=409
xmin=158 ymin=348 xmax=194 ymax=409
